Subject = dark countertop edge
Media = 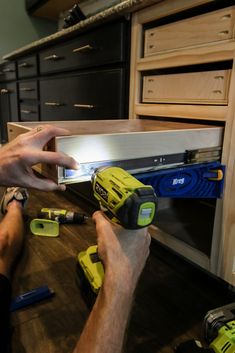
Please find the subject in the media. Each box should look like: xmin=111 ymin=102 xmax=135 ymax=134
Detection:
xmin=3 ymin=0 xmax=156 ymax=61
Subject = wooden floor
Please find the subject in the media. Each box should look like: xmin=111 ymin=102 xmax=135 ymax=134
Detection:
xmin=0 ymin=187 xmax=234 ymax=353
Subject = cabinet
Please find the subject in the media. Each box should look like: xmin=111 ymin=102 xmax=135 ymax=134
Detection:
xmin=130 ymin=0 xmax=235 ymax=286
xmin=0 ymin=62 xmax=18 ymax=143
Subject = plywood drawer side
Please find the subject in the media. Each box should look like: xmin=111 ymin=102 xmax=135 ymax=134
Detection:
xmin=142 ymin=69 xmax=231 ymax=104
xmin=144 ymin=6 xmax=235 ymax=56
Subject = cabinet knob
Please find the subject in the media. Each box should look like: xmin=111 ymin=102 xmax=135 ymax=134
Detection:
xmin=74 ymin=104 xmax=95 ymax=109
xmin=72 ymin=44 xmax=93 ymax=53
xmin=45 ymin=102 xmax=63 ymax=107
xmin=18 ymin=62 xmax=31 ymax=68
xmin=0 ymin=88 xmax=10 ymax=95
xmin=43 ymin=54 xmax=62 ymax=61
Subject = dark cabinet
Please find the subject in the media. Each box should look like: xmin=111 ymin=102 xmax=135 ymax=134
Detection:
xmin=1 ymin=17 xmax=130 ymax=138
xmin=39 ymin=22 xmax=126 ymax=74
xmin=40 ymin=69 xmax=125 ymax=120
xmin=0 ymin=82 xmax=18 ymax=143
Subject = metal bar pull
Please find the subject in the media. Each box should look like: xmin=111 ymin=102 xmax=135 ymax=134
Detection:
xmin=2 ymin=68 xmax=14 ymax=73
xmin=74 ymin=104 xmax=94 ymax=109
xmin=72 ymin=44 xmax=93 ymax=53
xmin=21 ymin=110 xmax=35 ymax=114
xmin=20 ymin=87 xmax=35 ymax=92
xmin=18 ymin=62 xmax=31 ymax=68
xmin=0 ymin=88 xmax=10 ymax=95
xmin=43 ymin=54 xmax=62 ymax=61
xmin=45 ymin=102 xmax=63 ymax=107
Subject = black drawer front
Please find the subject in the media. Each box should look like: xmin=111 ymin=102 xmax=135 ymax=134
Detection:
xmin=0 ymin=82 xmax=18 ymax=143
xmin=39 ymin=21 xmax=126 ymax=74
xmin=40 ymin=69 xmax=125 ymax=120
xmin=17 ymin=55 xmax=38 ymax=78
xmin=0 ymin=62 xmax=16 ymax=82
xmin=19 ymin=81 xmax=38 ymax=100
xmin=20 ymin=103 xmax=39 ymax=121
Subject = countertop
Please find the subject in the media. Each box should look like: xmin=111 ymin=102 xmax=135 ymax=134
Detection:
xmin=3 ymin=0 xmax=158 ymax=61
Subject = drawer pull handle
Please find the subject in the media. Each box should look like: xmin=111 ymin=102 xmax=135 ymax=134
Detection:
xmin=21 ymin=110 xmax=35 ymax=114
xmin=72 ymin=44 xmax=93 ymax=53
xmin=147 ymin=90 xmax=153 ymax=93
xmin=214 ymin=75 xmax=224 ymax=80
xmin=18 ymin=62 xmax=31 ymax=68
xmin=218 ymin=30 xmax=229 ymax=36
xmin=213 ymin=90 xmax=222 ymax=94
xmin=43 ymin=54 xmax=62 ymax=61
xmin=45 ymin=102 xmax=63 ymax=107
xmin=20 ymin=87 xmax=35 ymax=92
xmin=74 ymin=104 xmax=95 ymax=109
xmin=2 ymin=68 xmax=14 ymax=73
xmin=221 ymin=14 xmax=231 ymax=20
xmin=0 ymin=88 xmax=10 ymax=94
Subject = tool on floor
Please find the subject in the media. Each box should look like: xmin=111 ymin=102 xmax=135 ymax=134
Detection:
xmin=77 ymin=166 xmax=158 ymax=296
xmin=175 ymin=302 xmax=235 ymax=353
xmin=38 ymin=207 xmax=88 ymax=224
xmin=10 ymin=285 xmax=54 ymax=311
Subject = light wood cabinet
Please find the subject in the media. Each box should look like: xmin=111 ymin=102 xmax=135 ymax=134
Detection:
xmin=130 ymin=0 xmax=235 ymax=286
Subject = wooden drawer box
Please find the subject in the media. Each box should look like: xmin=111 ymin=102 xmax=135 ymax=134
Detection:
xmin=17 ymin=55 xmax=38 ymax=78
xmin=40 ymin=69 xmax=125 ymax=120
xmin=7 ymin=120 xmax=223 ymax=184
xmin=144 ymin=6 xmax=235 ymax=56
xmin=39 ymin=21 xmax=126 ymax=74
xmin=142 ymin=68 xmax=231 ymax=105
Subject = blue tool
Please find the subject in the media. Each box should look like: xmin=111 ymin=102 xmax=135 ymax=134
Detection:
xmin=10 ymin=285 xmax=54 ymax=312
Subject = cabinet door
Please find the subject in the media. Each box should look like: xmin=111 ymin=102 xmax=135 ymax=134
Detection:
xmin=0 ymin=82 xmax=18 ymax=143
xmin=40 ymin=69 xmax=126 ymax=121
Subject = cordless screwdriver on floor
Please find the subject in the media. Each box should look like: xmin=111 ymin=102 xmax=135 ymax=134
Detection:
xmin=77 ymin=166 xmax=158 ymax=296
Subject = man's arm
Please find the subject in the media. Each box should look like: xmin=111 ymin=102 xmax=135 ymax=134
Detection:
xmin=73 ymin=211 xmax=151 ymax=353
xmin=0 ymin=125 xmax=78 ymax=191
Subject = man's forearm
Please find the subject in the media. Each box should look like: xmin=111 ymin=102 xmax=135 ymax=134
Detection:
xmin=73 ymin=269 xmax=134 ymax=353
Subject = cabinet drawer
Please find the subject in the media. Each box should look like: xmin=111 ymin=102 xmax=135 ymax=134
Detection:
xmin=17 ymin=55 xmax=38 ymax=78
xmin=20 ymin=103 xmax=39 ymax=121
xmin=0 ymin=62 xmax=16 ymax=82
xmin=40 ymin=21 xmax=126 ymax=74
xmin=144 ymin=6 xmax=235 ymax=56
xmin=19 ymin=81 xmax=38 ymax=100
xmin=143 ymin=69 xmax=231 ymax=104
xmin=40 ymin=69 xmax=125 ymax=120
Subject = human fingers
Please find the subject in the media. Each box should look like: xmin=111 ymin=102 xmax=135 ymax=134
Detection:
xmin=30 ymin=125 xmax=71 ymax=147
xmin=25 ymin=150 xmax=79 ymax=170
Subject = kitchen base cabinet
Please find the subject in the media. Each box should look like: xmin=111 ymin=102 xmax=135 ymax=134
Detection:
xmin=0 ymin=82 xmax=18 ymax=143
xmin=130 ymin=0 xmax=235 ymax=286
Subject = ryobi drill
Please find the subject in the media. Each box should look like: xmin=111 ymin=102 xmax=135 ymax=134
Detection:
xmin=175 ymin=302 xmax=235 ymax=353
xmin=77 ymin=166 xmax=158 ymax=294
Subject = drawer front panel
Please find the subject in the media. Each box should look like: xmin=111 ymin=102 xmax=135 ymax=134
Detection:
xmin=0 ymin=62 xmax=16 ymax=82
xmin=17 ymin=55 xmax=38 ymax=78
xmin=145 ymin=6 xmax=235 ymax=56
xmin=19 ymin=81 xmax=38 ymax=100
xmin=20 ymin=103 xmax=39 ymax=121
xmin=40 ymin=69 xmax=125 ymax=120
xmin=40 ymin=21 xmax=126 ymax=74
xmin=143 ymin=69 xmax=231 ymax=104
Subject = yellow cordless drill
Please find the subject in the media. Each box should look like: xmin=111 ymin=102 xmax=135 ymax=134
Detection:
xmin=77 ymin=166 xmax=158 ymax=297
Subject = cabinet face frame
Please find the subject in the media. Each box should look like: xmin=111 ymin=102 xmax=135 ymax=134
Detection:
xmin=129 ymin=0 xmax=235 ymax=286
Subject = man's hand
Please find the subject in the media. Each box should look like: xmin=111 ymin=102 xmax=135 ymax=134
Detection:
xmin=92 ymin=211 xmax=151 ymax=294
xmin=0 ymin=125 xmax=78 ymax=191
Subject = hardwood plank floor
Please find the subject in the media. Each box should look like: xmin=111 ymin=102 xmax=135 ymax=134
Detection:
xmin=0 ymin=187 xmax=234 ymax=353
